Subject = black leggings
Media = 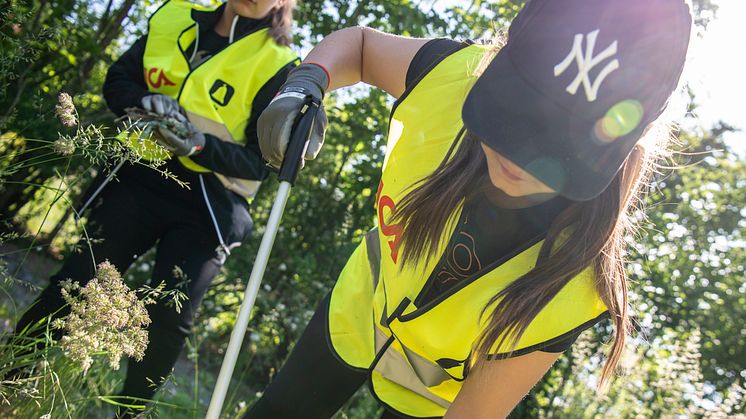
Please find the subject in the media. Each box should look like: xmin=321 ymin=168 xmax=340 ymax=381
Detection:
xmin=245 ymin=296 xmax=422 ymax=419
xmin=13 ymin=164 xmax=226 ymax=416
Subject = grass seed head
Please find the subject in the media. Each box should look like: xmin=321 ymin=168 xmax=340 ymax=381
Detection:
xmin=57 ymin=261 xmax=152 ymax=372
xmin=54 ymin=92 xmax=77 ymax=128
xmin=53 ymin=135 xmax=76 ymax=155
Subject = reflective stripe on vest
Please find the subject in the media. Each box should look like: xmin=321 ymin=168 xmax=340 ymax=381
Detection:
xmin=327 ymin=44 xmax=609 ymax=417
xmin=366 ymin=229 xmax=451 ymax=405
xmin=139 ymin=0 xmax=298 ymax=198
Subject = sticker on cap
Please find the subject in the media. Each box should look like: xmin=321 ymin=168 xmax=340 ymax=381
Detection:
xmin=594 ymin=99 xmax=644 ymax=143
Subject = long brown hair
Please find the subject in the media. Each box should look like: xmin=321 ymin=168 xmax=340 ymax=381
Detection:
xmin=394 ymin=93 xmax=672 ymax=388
xmin=267 ymin=0 xmax=295 ymax=46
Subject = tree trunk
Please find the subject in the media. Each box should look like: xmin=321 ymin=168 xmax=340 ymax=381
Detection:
xmin=73 ymin=0 xmax=137 ymax=91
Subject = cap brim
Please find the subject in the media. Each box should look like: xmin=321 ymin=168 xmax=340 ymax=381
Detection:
xmin=462 ymin=51 xmax=644 ymax=201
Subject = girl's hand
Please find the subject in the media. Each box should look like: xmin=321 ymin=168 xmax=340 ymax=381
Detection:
xmin=258 ymin=63 xmax=329 ymax=169
xmin=156 ymin=122 xmax=205 ymax=157
xmin=141 ymin=94 xmax=186 ymax=123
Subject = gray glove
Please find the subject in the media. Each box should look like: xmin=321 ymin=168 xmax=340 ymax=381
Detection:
xmin=258 ymin=63 xmax=329 ymax=169
xmin=141 ymin=94 xmax=187 ymax=123
xmin=156 ymin=122 xmax=205 ymax=157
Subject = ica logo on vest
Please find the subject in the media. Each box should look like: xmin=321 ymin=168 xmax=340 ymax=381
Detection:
xmin=145 ymin=67 xmax=176 ymax=89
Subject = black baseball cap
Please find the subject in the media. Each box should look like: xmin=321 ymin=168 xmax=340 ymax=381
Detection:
xmin=462 ymin=0 xmax=692 ymax=201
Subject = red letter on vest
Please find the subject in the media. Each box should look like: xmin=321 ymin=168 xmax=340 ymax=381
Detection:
xmin=377 ymin=180 xmax=403 ymax=264
xmin=146 ymin=67 xmax=176 ymax=89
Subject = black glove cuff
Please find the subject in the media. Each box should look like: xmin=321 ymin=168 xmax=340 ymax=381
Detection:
xmin=285 ymin=63 xmax=329 ymax=99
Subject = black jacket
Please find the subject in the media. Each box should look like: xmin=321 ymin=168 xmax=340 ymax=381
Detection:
xmin=99 ymin=4 xmax=294 ymax=244
xmin=104 ymin=4 xmax=295 ymax=181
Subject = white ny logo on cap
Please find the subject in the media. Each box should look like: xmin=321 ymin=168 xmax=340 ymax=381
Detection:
xmin=554 ymin=29 xmax=620 ymax=102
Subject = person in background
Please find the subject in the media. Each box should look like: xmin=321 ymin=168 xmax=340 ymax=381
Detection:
xmin=13 ymin=0 xmax=298 ymax=416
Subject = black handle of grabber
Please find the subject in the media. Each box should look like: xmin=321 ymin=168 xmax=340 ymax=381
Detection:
xmin=278 ymin=96 xmax=321 ymax=185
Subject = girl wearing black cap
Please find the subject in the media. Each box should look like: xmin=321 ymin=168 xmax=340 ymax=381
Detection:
xmin=250 ymin=0 xmax=692 ymax=417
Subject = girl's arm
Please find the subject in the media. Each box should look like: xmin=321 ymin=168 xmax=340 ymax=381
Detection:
xmin=304 ymin=27 xmax=431 ymax=98
xmin=257 ymin=28 xmax=432 ymax=168
xmin=103 ymin=36 xmax=151 ymax=116
xmin=444 ymin=351 xmax=562 ymax=418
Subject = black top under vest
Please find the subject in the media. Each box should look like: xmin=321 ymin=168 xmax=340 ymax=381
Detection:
xmin=100 ymin=5 xmax=294 ymax=244
xmin=403 ymin=39 xmax=602 ymax=353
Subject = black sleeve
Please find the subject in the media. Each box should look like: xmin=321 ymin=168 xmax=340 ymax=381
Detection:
xmin=485 ymin=312 xmax=609 ymax=361
xmin=405 ymin=38 xmax=473 ymax=90
xmin=103 ymin=36 xmax=152 ymax=117
xmin=190 ymin=60 xmax=297 ymax=181
xmin=539 ymin=312 xmax=610 ymax=353
xmin=539 ymin=329 xmax=583 ymax=353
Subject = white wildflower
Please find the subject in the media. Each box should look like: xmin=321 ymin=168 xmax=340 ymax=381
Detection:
xmin=57 ymin=261 xmax=152 ymax=373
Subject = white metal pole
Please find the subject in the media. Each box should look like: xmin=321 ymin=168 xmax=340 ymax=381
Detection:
xmin=206 ymin=181 xmax=293 ymax=419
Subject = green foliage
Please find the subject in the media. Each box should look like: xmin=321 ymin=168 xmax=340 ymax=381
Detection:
xmin=515 ymin=124 xmax=746 ymax=417
xmin=295 ymin=0 xmax=516 ymax=39
xmin=0 ymin=261 xmax=163 ymax=418
xmin=0 ymin=0 xmax=156 ymax=223
xmin=0 ymin=89 xmax=192 ymax=417
xmin=631 ymin=124 xmax=746 ymax=389
xmin=518 ymin=328 xmax=745 ymax=417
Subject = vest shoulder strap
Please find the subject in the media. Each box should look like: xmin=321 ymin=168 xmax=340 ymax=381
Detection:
xmin=149 ymin=0 xmax=215 ymax=25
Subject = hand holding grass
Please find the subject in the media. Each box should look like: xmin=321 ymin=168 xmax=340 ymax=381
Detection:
xmin=123 ymin=107 xmax=205 ymax=156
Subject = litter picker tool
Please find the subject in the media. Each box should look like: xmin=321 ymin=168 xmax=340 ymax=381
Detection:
xmin=206 ymin=96 xmax=321 ymax=419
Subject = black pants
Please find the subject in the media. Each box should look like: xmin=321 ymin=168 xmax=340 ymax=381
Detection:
xmin=14 ymin=163 xmax=228 ymax=415
xmin=245 ymin=296 xmax=422 ymax=419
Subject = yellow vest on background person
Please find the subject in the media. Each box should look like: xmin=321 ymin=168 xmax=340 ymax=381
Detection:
xmin=136 ymin=0 xmax=298 ymax=198
xmin=327 ymin=44 xmax=609 ymax=417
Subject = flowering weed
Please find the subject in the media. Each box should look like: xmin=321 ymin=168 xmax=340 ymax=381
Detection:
xmin=53 ymin=93 xmax=77 ymax=128
xmin=55 ymin=261 xmax=151 ymax=373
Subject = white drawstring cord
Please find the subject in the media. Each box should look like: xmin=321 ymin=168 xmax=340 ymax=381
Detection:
xmin=190 ymin=16 xmax=241 ymax=259
xmin=189 ymin=23 xmax=200 ymax=64
xmin=199 ymin=174 xmax=231 ymax=261
xmin=229 ymin=15 xmax=239 ymax=44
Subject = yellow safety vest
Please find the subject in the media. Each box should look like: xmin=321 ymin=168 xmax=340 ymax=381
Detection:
xmin=327 ymin=44 xmax=609 ymax=417
xmin=136 ymin=0 xmax=298 ymax=198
